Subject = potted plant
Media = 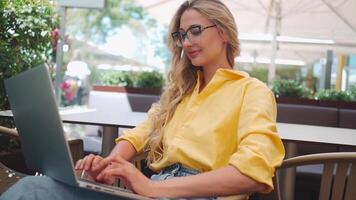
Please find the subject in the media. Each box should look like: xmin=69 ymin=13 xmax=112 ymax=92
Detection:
xmin=348 ymin=85 xmax=356 ymax=100
xmin=0 ymin=0 xmax=58 ymax=173
xmin=93 ymin=70 xmax=165 ymax=95
xmin=314 ymin=89 xmax=356 ymax=109
xmin=271 ymin=79 xmax=314 ymax=105
xmin=271 ymin=79 xmax=356 ymax=109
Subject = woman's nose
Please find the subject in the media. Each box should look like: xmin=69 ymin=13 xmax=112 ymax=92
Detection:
xmin=182 ymin=37 xmax=193 ymax=48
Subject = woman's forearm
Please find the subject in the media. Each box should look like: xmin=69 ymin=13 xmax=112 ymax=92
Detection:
xmin=109 ymin=140 xmax=137 ymax=161
xmin=151 ymin=165 xmax=267 ymax=198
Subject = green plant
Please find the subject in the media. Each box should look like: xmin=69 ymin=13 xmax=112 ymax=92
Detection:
xmin=271 ymin=79 xmax=312 ymax=98
xmin=136 ymin=71 xmax=164 ymax=88
xmin=97 ymin=70 xmax=164 ymax=89
xmin=315 ymin=89 xmax=353 ymax=102
xmin=98 ymin=71 xmax=134 ymax=87
xmin=347 ymin=85 xmax=356 ymax=101
xmin=0 ymin=0 xmax=58 ymax=110
xmin=248 ymin=67 xmax=268 ymax=83
xmin=66 ymin=0 xmax=146 ymax=44
xmin=0 ymin=0 xmax=58 ymax=152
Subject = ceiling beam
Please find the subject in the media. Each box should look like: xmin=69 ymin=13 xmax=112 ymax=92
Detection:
xmin=322 ymin=0 xmax=356 ymax=36
xmin=264 ymin=0 xmax=274 ymax=33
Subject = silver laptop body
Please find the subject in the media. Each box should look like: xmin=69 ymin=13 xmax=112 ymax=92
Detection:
xmin=5 ymin=65 xmax=152 ymax=200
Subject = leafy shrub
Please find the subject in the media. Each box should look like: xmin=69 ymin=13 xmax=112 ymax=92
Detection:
xmin=0 ymin=0 xmax=58 ymax=110
xmin=271 ymin=79 xmax=312 ymax=98
xmin=347 ymin=85 xmax=356 ymax=101
xmin=248 ymin=67 xmax=268 ymax=83
xmin=0 ymin=0 xmax=57 ymax=152
xmin=315 ymin=89 xmax=353 ymax=102
xmin=136 ymin=71 xmax=164 ymax=88
xmin=97 ymin=70 xmax=164 ymax=89
xmin=99 ymin=71 xmax=134 ymax=87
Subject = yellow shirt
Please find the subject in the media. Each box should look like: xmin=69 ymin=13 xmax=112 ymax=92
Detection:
xmin=116 ymin=68 xmax=285 ymax=192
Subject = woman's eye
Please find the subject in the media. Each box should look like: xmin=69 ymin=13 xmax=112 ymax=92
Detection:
xmin=189 ymin=27 xmax=201 ymax=36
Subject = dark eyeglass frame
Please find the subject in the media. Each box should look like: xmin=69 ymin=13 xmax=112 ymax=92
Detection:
xmin=171 ymin=24 xmax=217 ymax=47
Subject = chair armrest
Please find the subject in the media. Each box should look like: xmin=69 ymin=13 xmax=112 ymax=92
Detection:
xmin=0 ymin=126 xmax=19 ymax=138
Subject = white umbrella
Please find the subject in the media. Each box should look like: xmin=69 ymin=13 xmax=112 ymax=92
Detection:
xmin=135 ymin=0 xmax=356 ymax=82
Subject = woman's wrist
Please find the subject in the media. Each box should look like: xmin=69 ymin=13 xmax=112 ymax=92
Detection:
xmin=108 ymin=140 xmax=137 ymax=161
xmin=146 ymin=180 xmax=163 ymax=198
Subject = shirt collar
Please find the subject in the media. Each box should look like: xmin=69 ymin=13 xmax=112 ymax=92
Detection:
xmin=215 ymin=68 xmax=249 ymax=79
xmin=196 ymin=68 xmax=249 ymax=83
xmin=193 ymin=68 xmax=249 ymax=96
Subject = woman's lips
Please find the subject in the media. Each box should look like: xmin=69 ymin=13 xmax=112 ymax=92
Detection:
xmin=187 ymin=50 xmax=201 ymax=59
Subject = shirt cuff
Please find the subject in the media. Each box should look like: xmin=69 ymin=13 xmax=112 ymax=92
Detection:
xmin=228 ymin=147 xmax=275 ymax=193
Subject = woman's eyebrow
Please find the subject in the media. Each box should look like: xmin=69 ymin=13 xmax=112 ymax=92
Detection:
xmin=179 ymin=24 xmax=199 ymax=32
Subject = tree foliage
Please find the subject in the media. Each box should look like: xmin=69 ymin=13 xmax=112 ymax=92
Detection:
xmin=66 ymin=0 xmax=147 ymax=44
xmin=0 ymin=0 xmax=58 ymax=110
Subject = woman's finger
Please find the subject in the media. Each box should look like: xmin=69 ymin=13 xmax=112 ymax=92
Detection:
xmin=74 ymin=159 xmax=82 ymax=170
xmin=84 ymin=154 xmax=95 ymax=170
xmin=92 ymin=157 xmax=111 ymax=171
xmin=79 ymin=156 xmax=88 ymax=169
xmin=103 ymin=167 xmax=125 ymax=181
xmin=91 ymin=155 xmax=103 ymax=171
xmin=96 ymin=163 xmax=120 ymax=181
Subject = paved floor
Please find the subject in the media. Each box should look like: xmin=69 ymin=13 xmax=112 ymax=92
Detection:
xmin=0 ymin=162 xmax=26 ymax=195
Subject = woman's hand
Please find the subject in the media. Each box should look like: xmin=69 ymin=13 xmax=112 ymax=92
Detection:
xmin=75 ymin=154 xmax=116 ymax=184
xmin=96 ymin=156 xmax=157 ymax=197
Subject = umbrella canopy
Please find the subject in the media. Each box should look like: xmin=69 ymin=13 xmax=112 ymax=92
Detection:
xmin=135 ymin=0 xmax=356 ymax=80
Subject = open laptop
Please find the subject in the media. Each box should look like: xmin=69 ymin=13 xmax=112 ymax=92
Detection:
xmin=5 ymin=65 xmax=152 ymax=200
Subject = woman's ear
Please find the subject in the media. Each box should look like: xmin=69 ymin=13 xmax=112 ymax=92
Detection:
xmin=217 ymin=27 xmax=228 ymax=42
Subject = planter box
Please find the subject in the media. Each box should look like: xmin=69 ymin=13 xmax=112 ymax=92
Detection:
xmin=90 ymin=85 xmax=160 ymax=113
xmin=276 ymin=97 xmax=356 ymax=110
xmin=92 ymin=85 xmax=161 ymax=95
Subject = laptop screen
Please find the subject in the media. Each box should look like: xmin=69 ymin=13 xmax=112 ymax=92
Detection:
xmin=5 ymin=65 xmax=77 ymax=185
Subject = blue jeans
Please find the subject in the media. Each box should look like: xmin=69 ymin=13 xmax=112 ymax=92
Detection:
xmin=150 ymin=163 xmax=217 ymax=200
xmin=0 ymin=163 xmax=216 ymax=200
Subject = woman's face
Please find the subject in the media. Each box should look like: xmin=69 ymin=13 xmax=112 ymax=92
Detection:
xmin=179 ymin=9 xmax=227 ymax=68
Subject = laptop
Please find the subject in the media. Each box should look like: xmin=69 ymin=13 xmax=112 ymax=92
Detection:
xmin=5 ymin=65 xmax=152 ymax=200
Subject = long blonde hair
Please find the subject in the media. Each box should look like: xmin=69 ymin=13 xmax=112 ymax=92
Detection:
xmin=146 ymin=0 xmax=240 ymax=164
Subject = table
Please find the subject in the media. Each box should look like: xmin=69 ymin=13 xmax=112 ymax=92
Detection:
xmin=0 ymin=108 xmax=147 ymax=156
xmin=62 ymin=109 xmax=147 ymax=156
xmin=277 ymin=123 xmax=356 ymax=146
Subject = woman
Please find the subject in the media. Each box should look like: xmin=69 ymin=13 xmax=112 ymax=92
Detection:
xmin=1 ymin=0 xmax=284 ymax=199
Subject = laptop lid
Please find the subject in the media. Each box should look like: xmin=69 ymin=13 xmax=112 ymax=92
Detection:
xmin=5 ymin=65 xmax=77 ymax=186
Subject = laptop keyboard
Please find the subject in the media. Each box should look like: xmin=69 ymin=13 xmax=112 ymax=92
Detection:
xmin=78 ymin=178 xmax=133 ymax=193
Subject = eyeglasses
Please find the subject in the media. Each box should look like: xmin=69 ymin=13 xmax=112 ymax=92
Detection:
xmin=171 ymin=24 xmax=217 ymax=47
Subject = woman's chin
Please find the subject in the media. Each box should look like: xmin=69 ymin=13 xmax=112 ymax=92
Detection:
xmin=190 ymin=58 xmax=204 ymax=67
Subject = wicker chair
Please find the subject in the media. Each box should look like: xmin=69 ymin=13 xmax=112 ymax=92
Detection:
xmin=260 ymin=152 xmax=356 ymax=200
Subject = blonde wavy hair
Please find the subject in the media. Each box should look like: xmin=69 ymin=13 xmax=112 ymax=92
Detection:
xmin=146 ymin=0 xmax=240 ymax=164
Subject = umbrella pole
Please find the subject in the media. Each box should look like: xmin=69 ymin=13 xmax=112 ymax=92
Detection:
xmin=268 ymin=26 xmax=278 ymax=84
xmin=268 ymin=1 xmax=281 ymax=85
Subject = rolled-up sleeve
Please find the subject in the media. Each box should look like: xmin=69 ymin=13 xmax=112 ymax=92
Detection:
xmin=228 ymin=82 xmax=285 ymax=193
xmin=115 ymin=106 xmax=157 ymax=154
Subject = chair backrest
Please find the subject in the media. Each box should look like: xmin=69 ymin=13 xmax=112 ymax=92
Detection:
xmin=272 ymin=152 xmax=356 ymax=200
